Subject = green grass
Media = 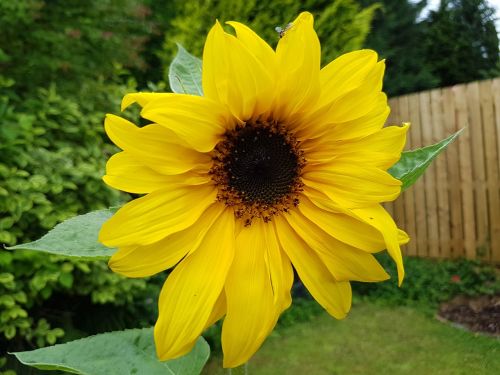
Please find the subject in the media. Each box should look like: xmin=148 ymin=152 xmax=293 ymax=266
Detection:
xmin=204 ymin=302 xmax=500 ymax=375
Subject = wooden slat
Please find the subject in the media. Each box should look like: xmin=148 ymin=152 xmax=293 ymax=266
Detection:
xmin=408 ymin=93 xmax=428 ymax=256
xmin=466 ymin=82 xmax=489 ymax=260
xmin=454 ymin=84 xmax=476 ymax=259
xmin=420 ymin=91 xmax=440 ymax=258
xmin=479 ymin=80 xmax=500 ymax=262
xmin=493 ymin=79 xmax=500 ymax=177
xmin=431 ymin=88 xmax=451 ymax=258
xmin=442 ymin=87 xmax=464 ymax=258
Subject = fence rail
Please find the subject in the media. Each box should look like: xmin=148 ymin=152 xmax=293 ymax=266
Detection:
xmin=385 ymin=78 xmax=500 ymax=262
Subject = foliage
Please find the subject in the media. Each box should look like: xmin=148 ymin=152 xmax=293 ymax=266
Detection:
xmin=423 ymin=0 xmax=500 ymax=87
xmin=0 ymin=85 xmax=123 ymax=246
xmin=0 ymin=249 xmax=163 ymax=373
xmin=353 ymin=255 xmax=499 ymax=310
xmin=360 ymin=0 xmax=499 ymax=95
xmin=359 ymin=0 xmax=439 ymax=96
xmin=0 ymin=0 xmax=154 ymax=98
xmin=0 ymin=76 xmax=165 ymax=373
xmin=13 ymin=330 xmax=209 ymax=375
xmin=389 ymin=129 xmax=462 ymax=191
xmin=158 ymin=0 xmax=379 ymax=81
xmin=0 ymin=2 xmax=161 ymax=372
xmin=168 ymin=45 xmax=203 ymax=96
xmin=9 ymin=210 xmax=116 ymax=258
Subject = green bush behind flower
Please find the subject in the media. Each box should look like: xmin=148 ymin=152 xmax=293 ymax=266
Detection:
xmin=0 ymin=1 xmax=163 ymax=372
xmin=158 ymin=0 xmax=379 ymax=82
xmin=353 ymin=254 xmax=499 ymax=310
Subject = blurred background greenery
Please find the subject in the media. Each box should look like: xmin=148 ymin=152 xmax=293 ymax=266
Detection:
xmin=0 ymin=0 xmax=498 ymax=374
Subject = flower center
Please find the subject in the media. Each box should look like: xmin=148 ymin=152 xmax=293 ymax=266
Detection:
xmin=210 ymin=120 xmax=305 ymax=225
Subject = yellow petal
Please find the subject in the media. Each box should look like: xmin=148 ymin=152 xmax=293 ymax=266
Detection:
xmin=297 ymin=94 xmax=389 ymax=142
xmin=202 ymin=21 xmax=275 ymax=120
xmin=261 ymin=220 xmax=284 ymax=304
xmin=226 ymin=20 xmax=277 ymax=77
xmin=103 ymin=151 xmax=209 ymax=194
xmin=275 ymin=216 xmax=351 ymax=319
xmin=348 ymin=205 xmax=406 ymax=285
xmin=221 ymin=220 xmax=284 ymax=368
xmin=140 ymin=94 xmax=234 ymax=152
xmin=329 ymin=124 xmax=409 ymax=161
xmin=154 ymin=209 xmax=235 ymax=360
xmin=299 ymin=196 xmax=386 ymax=252
xmin=304 ymin=124 xmax=409 ymax=169
xmin=318 ymin=50 xmax=379 ymax=108
xmin=204 ymin=290 xmax=227 ymax=330
xmin=108 ymin=204 xmax=224 ymax=277
xmin=325 ymin=61 xmax=386 ymax=123
xmin=303 ymin=163 xmax=401 ymax=207
xmin=279 ymin=250 xmax=294 ymax=311
xmin=104 ymin=115 xmax=211 ymax=175
xmin=284 ymin=210 xmax=390 ymax=282
xmin=99 ymin=184 xmax=217 ymax=247
xmin=306 ymin=190 xmax=407 ymax=285
xmin=274 ymin=12 xmax=320 ymax=120
xmin=121 ymin=92 xmax=172 ymax=111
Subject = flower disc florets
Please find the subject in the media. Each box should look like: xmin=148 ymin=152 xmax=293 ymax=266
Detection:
xmin=210 ymin=119 xmax=306 ymax=225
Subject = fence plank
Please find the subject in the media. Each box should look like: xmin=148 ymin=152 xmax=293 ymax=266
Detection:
xmin=454 ymin=85 xmax=476 ymax=259
xmin=430 ymin=88 xmax=451 ymax=258
xmin=420 ymin=91 xmax=440 ymax=258
xmin=493 ymin=79 xmax=500 ymax=176
xmin=442 ymin=87 xmax=464 ymax=258
xmin=408 ymin=93 xmax=428 ymax=257
xmin=479 ymin=80 xmax=500 ymax=262
xmin=466 ymin=82 xmax=489 ymax=260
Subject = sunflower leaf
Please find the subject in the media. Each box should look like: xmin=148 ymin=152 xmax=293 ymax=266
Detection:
xmin=389 ymin=129 xmax=463 ymax=191
xmin=6 ymin=209 xmax=116 ymax=258
xmin=11 ymin=328 xmax=210 ymax=375
xmin=169 ymin=44 xmax=203 ymax=96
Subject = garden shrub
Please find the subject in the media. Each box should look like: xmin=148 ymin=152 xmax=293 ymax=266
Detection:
xmin=0 ymin=80 xmax=165 ymax=371
xmin=352 ymin=254 xmax=499 ymax=310
xmin=0 ymin=0 xmax=153 ymax=98
xmin=158 ymin=0 xmax=379 ymax=81
xmin=0 ymin=2 xmax=161 ymax=369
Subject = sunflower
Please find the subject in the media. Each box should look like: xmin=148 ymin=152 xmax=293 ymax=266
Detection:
xmin=99 ymin=12 xmax=409 ymax=368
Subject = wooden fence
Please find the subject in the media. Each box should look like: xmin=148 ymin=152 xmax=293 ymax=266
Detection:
xmin=384 ymin=77 xmax=500 ymax=262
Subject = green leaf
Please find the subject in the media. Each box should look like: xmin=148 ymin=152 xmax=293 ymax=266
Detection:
xmin=12 ymin=328 xmax=210 ymax=375
xmin=389 ymin=129 xmax=462 ymax=191
xmin=168 ymin=44 xmax=203 ymax=96
xmin=7 ymin=209 xmax=116 ymax=258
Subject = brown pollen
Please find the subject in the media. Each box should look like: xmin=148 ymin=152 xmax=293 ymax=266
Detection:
xmin=209 ymin=119 xmax=306 ymax=225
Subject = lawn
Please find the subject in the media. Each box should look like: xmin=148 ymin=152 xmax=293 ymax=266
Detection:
xmin=204 ymin=302 xmax=500 ymax=375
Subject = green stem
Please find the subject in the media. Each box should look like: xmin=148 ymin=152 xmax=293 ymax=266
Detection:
xmin=227 ymin=362 xmax=248 ymax=375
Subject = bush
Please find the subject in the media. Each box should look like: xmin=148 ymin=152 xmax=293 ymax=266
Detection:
xmin=0 ymin=3 xmax=159 ymax=369
xmin=352 ymin=254 xmax=499 ymax=311
xmin=158 ymin=0 xmax=379 ymax=82
xmin=0 ymin=70 xmax=169 ymax=369
xmin=0 ymin=0 xmax=153 ymax=98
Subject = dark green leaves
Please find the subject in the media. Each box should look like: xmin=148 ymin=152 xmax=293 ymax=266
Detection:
xmin=168 ymin=44 xmax=203 ymax=96
xmin=7 ymin=209 xmax=116 ymax=258
xmin=389 ymin=129 xmax=462 ymax=191
xmin=12 ymin=328 xmax=210 ymax=375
